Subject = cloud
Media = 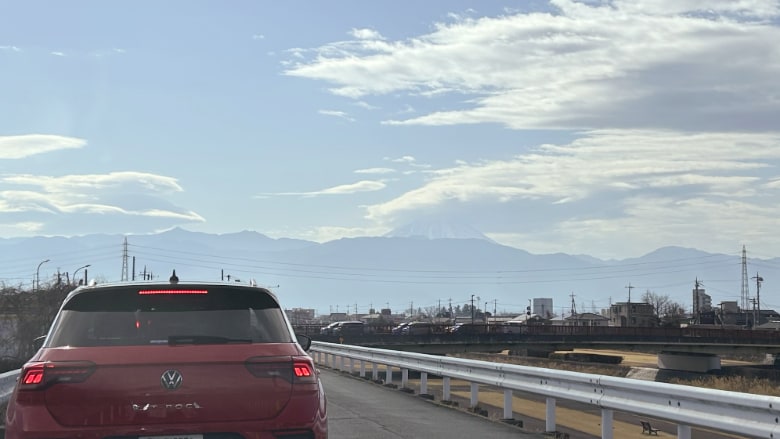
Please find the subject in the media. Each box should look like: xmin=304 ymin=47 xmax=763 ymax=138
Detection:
xmin=256 ymin=180 xmax=387 ymax=198
xmin=252 ymin=34 xmax=266 ymax=40
xmin=355 ymin=168 xmax=397 ymax=175
xmin=0 ymin=135 xmax=86 ymax=159
xmin=364 ymin=130 xmax=780 ymax=257
xmin=354 ymin=101 xmax=379 ymax=110
xmin=50 ymin=51 xmax=66 ymax=57
xmin=281 ymin=224 xmax=391 ymax=243
xmin=0 ymin=45 xmax=21 ymax=52
xmin=318 ymin=109 xmax=355 ymax=122
xmin=0 ymin=171 xmax=204 ymax=237
xmin=285 ymin=1 xmax=780 ymax=132
xmin=90 ymin=48 xmax=127 ymax=57
xmin=2 ymin=171 xmax=184 ymax=195
xmin=350 ymin=28 xmax=385 ymax=40
xmin=386 ymin=155 xmax=417 ymax=164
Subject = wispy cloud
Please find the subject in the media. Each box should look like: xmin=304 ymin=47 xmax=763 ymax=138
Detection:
xmin=286 ymin=1 xmax=780 ymax=132
xmin=2 ymin=171 xmax=184 ymax=194
xmin=383 ymin=155 xmax=431 ymax=170
xmin=0 ymin=171 xmax=204 ymax=236
xmin=0 ymin=134 xmax=86 ymax=159
xmin=318 ymin=109 xmax=355 ymax=122
xmin=0 ymin=45 xmax=21 ymax=52
xmin=91 ymin=48 xmax=128 ymax=57
xmin=50 ymin=51 xmax=66 ymax=57
xmin=386 ymin=155 xmax=417 ymax=164
xmin=355 ymin=167 xmax=396 ymax=175
xmin=256 ymin=180 xmax=386 ymax=198
xmin=252 ymin=34 xmax=265 ymax=40
xmin=365 ymin=129 xmax=780 ymax=257
xmin=354 ymin=101 xmax=379 ymax=110
xmin=350 ymin=28 xmax=384 ymax=40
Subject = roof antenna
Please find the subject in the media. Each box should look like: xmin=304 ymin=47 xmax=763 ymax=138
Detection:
xmin=170 ymin=269 xmax=179 ymax=284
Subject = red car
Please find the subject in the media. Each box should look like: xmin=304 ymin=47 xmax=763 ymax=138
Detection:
xmin=5 ymin=277 xmax=327 ymax=439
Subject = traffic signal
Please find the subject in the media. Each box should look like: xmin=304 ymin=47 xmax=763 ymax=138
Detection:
xmin=526 ymin=306 xmax=531 ymax=316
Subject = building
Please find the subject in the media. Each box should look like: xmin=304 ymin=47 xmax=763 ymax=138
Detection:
xmin=692 ymin=287 xmax=712 ymax=313
xmin=609 ymin=302 xmax=656 ymax=327
xmin=285 ymin=308 xmax=317 ymax=325
xmin=533 ymin=298 xmax=554 ymax=319
xmin=563 ymin=312 xmax=610 ymax=327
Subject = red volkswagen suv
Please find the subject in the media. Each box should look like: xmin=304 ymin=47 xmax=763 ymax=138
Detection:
xmin=5 ymin=278 xmax=327 ymax=439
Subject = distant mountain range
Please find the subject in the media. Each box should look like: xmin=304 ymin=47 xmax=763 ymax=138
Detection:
xmin=1 ymin=222 xmax=776 ymax=318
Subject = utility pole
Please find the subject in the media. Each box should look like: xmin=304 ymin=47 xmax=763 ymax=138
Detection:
xmin=569 ymin=292 xmax=577 ymax=317
xmin=693 ymin=278 xmax=702 ymax=325
xmin=750 ymin=298 xmax=758 ymax=327
xmin=471 ymin=294 xmax=475 ymax=325
xmin=752 ymin=273 xmax=763 ymax=326
xmin=625 ymin=283 xmax=634 ymax=327
xmin=740 ymin=245 xmax=750 ymax=314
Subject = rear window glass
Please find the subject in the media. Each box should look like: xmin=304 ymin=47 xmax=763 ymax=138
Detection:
xmin=45 ymin=285 xmax=293 ymax=347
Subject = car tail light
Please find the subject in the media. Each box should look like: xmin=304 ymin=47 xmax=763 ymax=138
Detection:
xmin=245 ymin=356 xmax=317 ymax=384
xmin=138 ymin=289 xmax=208 ymax=295
xmin=19 ymin=361 xmax=96 ymax=390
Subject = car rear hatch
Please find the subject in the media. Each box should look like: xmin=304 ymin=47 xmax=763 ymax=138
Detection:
xmin=24 ymin=346 xmax=302 ymax=426
xmin=20 ymin=283 xmax=307 ymax=427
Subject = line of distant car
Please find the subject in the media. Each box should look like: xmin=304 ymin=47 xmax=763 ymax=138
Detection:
xmin=319 ymin=320 xmax=506 ymax=336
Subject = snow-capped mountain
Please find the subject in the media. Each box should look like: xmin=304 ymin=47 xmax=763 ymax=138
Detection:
xmin=384 ymin=220 xmax=496 ymax=242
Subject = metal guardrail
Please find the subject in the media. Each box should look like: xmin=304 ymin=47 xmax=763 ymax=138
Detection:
xmin=2 ymin=344 xmax=779 ymax=438
xmin=311 ymin=341 xmax=780 ymax=439
xmin=0 ymin=369 xmax=20 ymax=407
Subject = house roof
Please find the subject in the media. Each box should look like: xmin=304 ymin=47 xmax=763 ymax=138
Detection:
xmin=564 ymin=312 xmax=609 ymax=321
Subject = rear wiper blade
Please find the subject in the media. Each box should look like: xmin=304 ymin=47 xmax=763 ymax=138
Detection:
xmin=168 ymin=335 xmax=252 ymax=345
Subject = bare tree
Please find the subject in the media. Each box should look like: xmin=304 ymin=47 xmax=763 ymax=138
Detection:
xmin=660 ymin=301 xmax=688 ymax=327
xmin=0 ymin=281 xmax=75 ymax=361
xmin=642 ymin=290 xmax=670 ymax=318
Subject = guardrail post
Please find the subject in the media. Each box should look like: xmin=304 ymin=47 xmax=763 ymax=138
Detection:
xmin=338 ymin=355 xmax=344 ymax=371
xmin=348 ymin=357 xmax=354 ymax=374
xmin=678 ymin=424 xmax=691 ymax=439
xmin=601 ymin=408 xmax=613 ymax=439
xmin=372 ymin=362 xmax=378 ymax=381
xmin=503 ymin=389 xmax=513 ymax=420
xmin=359 ymin=360 xmax=366 ymax=378
xmin=420 ymin=372 xmax=428 ymax=395
xmin=385 ymin=365 xmax=392 ymax=385
xmin=443 ymin=376 xmax=451 ymax=401
xmin=545 ymin=397 xmax=556 ymax=432
xmin=401 ymin=368 xmax=409 ymax=389
xmin=470 ymin=382 xmax=479 ymax=408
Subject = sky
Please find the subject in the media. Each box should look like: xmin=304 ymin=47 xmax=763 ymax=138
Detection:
xmin=1 ymin=0 xmax=780 ymax=261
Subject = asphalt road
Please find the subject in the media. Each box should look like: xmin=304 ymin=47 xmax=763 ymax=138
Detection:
xmin=321 ymin=365 xmax=756 ymax=439
xmin=321 ymin=368 xmax=548 ymax=439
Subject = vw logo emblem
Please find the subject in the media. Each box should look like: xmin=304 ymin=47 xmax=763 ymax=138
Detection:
xmin=161 ymin=369 xmax=183 ymax=390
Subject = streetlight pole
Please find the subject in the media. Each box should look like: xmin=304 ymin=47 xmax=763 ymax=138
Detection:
xmin=35 ymin=259 xmax=50 ymax=292
xmin=471 ymin=294 xmax=475 ymax=325
xmin=485 ymin=301 xmax=489 ymax=333
xmin=73 ymin=264 xmax=91 ymax=286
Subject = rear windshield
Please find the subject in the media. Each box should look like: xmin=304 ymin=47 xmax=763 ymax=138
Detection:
xmin=45 ymin=285 xmax=294 ymax=347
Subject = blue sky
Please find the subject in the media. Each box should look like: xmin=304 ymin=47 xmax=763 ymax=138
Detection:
xmin=2 ymin=0 xmax=780 ymax=260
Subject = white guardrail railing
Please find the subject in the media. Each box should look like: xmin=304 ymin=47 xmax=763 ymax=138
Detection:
xmin=1 ymin=343 xmax=778 ymax=439
xmin=311 ymin=341 xmax=780 ymax=439
xmin=0 ymin=369 xmax=19 ymax=407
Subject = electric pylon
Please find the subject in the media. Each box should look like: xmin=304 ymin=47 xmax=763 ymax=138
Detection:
xmin=121 ymin=236 xmax=129 ymax=281
xmin=740 ymin=245 xmax=749 ymax=312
